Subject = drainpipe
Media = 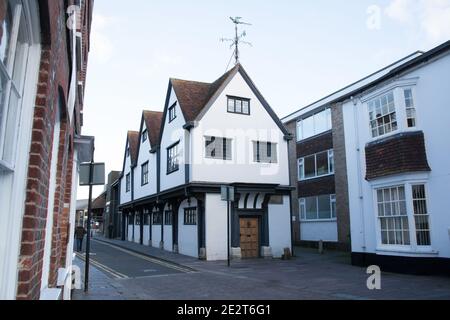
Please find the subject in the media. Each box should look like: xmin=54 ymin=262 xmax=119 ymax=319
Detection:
xmin=352 ymin=96 xmax=366 ymax=252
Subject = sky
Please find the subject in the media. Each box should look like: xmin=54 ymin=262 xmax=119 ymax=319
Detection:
xmin=78 ymin=0 xmax=450 ymax=199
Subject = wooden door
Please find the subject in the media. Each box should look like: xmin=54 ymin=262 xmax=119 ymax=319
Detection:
xmin=240 ymin=218 xmax=259 ymax=259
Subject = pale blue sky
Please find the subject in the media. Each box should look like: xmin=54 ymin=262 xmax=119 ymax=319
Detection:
xmin=78 ymin=0 xmax=450 ymax=199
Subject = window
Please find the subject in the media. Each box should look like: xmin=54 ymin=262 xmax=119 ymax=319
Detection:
xmin=169 ymin=102 xmax=177 ymax=122
xmin=184 ymin=207 xmax=197 ymax=225
xmin=141 ymin=162 xmax=148 ymax=186
xmin=253 ymin=141 xmax=278 ymax=163
xmin=164 ymin=210 xmax=173 ymax=225
xmin=135 ymin=213 xmax=141 ymax=226
xmin=296 ymin=108 xmax=332 ymax=141
xmin=227 ymin=96 xmax=250 ymax=115
xmin=142 ymin=129 xmax=147 ymax=143
xmin=299 ymin=194 xmax=336 ymax=221
xmin=205 ymin=136 xmax=232 ymax=160
xmin=143 ymin=209 xmax=150 ymax=225
xmin=376 ymin=186 xmax=409 ymax=245
xmin=0 ymin=0 xmax=32 ymax=170
xmin=298 ymin=150 xmax=334 ymax=181
xmin=368 ymin=91 xmax=397 ymax=138
xmin=167 ymin=141 xmax=180 ymax=174
xmin=126 ymin=173 xmax=131 ymax=192
xmin=128 ymin=214 xmax=134 ymax=225
xmin=412 ymin=185 xmax=430 ymax=246
xmin=126 ymin=146 xmax=130 ymax=157
xmin=152 ymin=211 xmax=162 ymax=225
xmin=404 ymin=89 xmax=416 ymax=128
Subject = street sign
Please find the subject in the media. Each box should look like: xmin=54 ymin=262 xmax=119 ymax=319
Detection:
xmin=79 ymin=163 xmax=105 ymax=186
xmin=221 ymin=186 xmax=235 ymax=202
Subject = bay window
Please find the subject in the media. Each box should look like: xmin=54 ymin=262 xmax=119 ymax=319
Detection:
xmin=375 ymin=183 xmax=431 ymax=248
xmin=367 ymin=86 xmax=418 ymax=139
xmin=368 ymin=91 xmax=397 ymax=138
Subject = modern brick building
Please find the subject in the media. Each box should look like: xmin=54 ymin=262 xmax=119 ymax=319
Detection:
xmin=0 ymin=0 xmax=93 ymax=300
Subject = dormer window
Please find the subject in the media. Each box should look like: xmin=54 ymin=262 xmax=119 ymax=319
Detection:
xmin=142 ymin=129 xmax=148 ymax=143
xmin=227 ymin=96 xmax=250 ymax=115
xmin=169 ymin=102 xmax=177 ymax=122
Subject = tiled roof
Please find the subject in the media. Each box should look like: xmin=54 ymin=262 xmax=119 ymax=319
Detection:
xmin=127 ymin=131 xmax=140 ymax=166
xmin=170 ymin=64 xmax=239 ymax=122
xmin=143 ymin=111 xmax=163 ymax=147
xmin=91 ymin=192 xmax=106 ymax=210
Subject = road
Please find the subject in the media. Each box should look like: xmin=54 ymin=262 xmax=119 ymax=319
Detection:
xmin=75 ymin=239 xmax=193 ymax=280
xmin=73 ymin=239 xmax=450 ymax=300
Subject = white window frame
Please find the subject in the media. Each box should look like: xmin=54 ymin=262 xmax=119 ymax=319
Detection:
xmin=253 ymin=140 xmax=278 ymax=164
xmin=141 ymin=161 xmax=148 ymax=186
xmin=362 ymin=79 xmax=419 ymax=143
xmin=167 ymin=141 xmax=180 ymax=174
xmin=372 ymin=179 xmax=434 ymax=254
xmin=0 ymin=1 xmax=29 ymax=171
xmin=299 ymin=194 xmax=337 ymax=222
xmin=0 ymin=0 xmax=41 ymax=300
xmin=298 ymin=149 xmax=334 ymax=181
xmin=296 ymin=108 xmax=332 ymax=142
xmin=204 ymin=136 xmax=233 ymax=161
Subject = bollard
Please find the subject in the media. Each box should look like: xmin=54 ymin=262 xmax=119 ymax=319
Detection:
xmin=318 ymin=240 xmax=324 ymax=254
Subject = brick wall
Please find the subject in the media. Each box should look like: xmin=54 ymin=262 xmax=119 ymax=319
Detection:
xmin=331 ymin=103 xmax=351 ymax=250
xmin=285 ymin=121 xmax=300 ymax=242
xmin=16 ymin=0 xmax=92 ymax=300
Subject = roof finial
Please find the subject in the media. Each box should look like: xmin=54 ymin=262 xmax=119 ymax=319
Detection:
xmin=221 ymin=17 xmax=252 ymax=68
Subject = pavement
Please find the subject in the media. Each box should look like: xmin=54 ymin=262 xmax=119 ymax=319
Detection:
xmin=72 ymin=236 xmax=450 ymax=300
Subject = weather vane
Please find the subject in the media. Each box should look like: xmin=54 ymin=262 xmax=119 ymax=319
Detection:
xmin=221 ymin=17 xmax=252 ymax=68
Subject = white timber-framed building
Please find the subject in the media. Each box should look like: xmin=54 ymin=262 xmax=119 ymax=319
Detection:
xmin=118 ymin=64 xmax=294 ymax=261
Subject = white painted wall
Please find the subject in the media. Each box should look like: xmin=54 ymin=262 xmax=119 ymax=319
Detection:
xmin=160 ymin=88 xmax=186 ymax=192
xmin=343 ymin=52 xmax=450 ymax=259
xmin=191 ymin=72 xmax=289 ymax=186
xmin=164 ymin=225 xmax=173 ymax=251
xmin=205 ymin=193 xmax=228 ymax=261
xmin=120 ymin=140 xmax=132 ymax=205
xmin=133 ymin=225 xmax=140 ymax=244
xmin=178 ymin=198 xmax=198 ymax=258
xmin=127 ymin=224 xmax=133 ymax=242
xmin=143 ymin=225 xmax=150 ymax=246
xmin=134 ymin=118 xmax=158 ymax=200
xmin=300 ymin=221 xmax=338 ymax=242
xmin=268 ymin=195 xmax=292 ymax=258
xmin=152 ymin=225 xmax=161 ymax=248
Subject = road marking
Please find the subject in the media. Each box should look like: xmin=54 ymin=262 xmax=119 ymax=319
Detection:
xmin=75 ymin=252 xmax=129 ymax=279
xmin=92 ymin=239 xmax=196 ymax=273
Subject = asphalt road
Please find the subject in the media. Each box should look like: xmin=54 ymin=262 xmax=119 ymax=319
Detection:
xmin=75 ymin=239 xmax=189 ymax=279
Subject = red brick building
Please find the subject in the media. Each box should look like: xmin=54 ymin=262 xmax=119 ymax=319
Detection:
xmin=0 ymin=0 xmax=93 ymax=300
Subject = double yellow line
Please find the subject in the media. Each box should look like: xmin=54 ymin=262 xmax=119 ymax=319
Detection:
xmin=75 ymin=252 xmax=129 ymax=279
xmin=93 ymin=239 xmax=196 ymax=274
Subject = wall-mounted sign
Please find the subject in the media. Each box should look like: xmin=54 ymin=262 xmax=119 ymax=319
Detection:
xmin=79 ymin=163 xmax=105 ymax=186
